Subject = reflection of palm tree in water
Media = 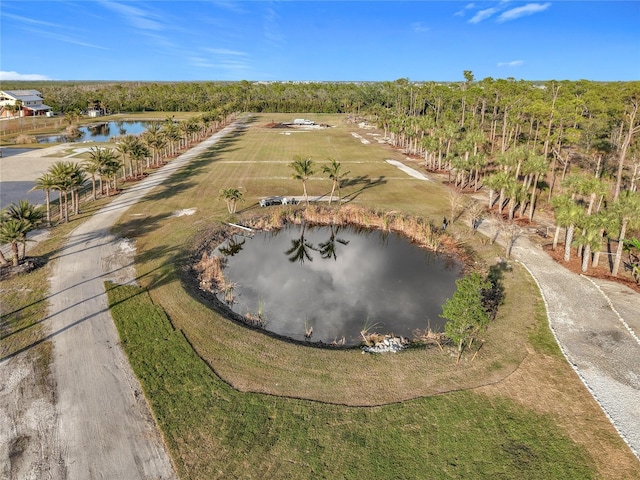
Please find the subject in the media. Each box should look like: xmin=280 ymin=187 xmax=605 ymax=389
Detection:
xmin=219 ymin=235 xmax=245 ymax=256
xmin=318 ymin=224 xmax=350 ymax=261
xmin=285 ymin=222 xmax=317 ymax=263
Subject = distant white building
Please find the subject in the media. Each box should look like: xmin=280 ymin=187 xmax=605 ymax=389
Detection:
xmin=0 ymin=89 xmax=52 ymax=118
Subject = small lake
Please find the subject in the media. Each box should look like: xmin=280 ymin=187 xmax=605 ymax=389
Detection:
xmin=37 ymin=121 xmax=151 ymax=143
xmin=212 ymin=224 xmax=462 ymax=346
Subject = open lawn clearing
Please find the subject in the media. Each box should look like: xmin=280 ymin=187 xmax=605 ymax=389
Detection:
xmin=108 ymin=279 xmax=638 ymax=479
xmin=110 ymin=113 xmax=639 ymax=478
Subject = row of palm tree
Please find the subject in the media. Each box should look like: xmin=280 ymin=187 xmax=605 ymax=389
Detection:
xmin=552 ymin=187 xmax=640 ymax=276
xmin=218 ymin=157 xmax=350 ymax=215
xmin=289 ymin=156 xmax=350 ymax=205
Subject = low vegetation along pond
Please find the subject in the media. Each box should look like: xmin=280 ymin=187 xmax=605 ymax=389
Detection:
xmin=198 ymin=223 xmax=463 ymax=347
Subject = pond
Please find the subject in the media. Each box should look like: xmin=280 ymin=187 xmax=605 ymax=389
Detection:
xmin=211 ymin=224 xmax=463 ymax=346
xmin=37 ymin=121 xmax=151 ymax=143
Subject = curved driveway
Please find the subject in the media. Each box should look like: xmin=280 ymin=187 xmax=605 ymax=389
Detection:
xmin=47 ymin=122 xmax=240 ymax=479
xmin=479 ymin=222 xmax=640 ymax=460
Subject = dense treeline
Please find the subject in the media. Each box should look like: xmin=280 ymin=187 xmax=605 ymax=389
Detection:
xmin=3 ymin=75 xmax=639 ymax=279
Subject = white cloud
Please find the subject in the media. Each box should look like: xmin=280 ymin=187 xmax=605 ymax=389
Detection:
xmin=0 ymin=71 xmax=52 ymax=81
xmin=1 ymin=12 xmax=61 ymax=28
xmin=469 ymin=7 xmax=500 ymax=24
xmin=411 ymin=22 xmax=429 ymax=33
xmin=205 ymin=48 xmax=248 ymax=56
xmin=497 ymin=3 xmax=551 ymax=22
xmin=454 ymin=3 xmax=476 ymax=17
xmin=497 ymin=60 xmax=524 ymax=67
xmin=99 ymin=1 xmax=163 ymax=31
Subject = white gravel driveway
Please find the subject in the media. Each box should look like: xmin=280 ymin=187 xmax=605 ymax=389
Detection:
xmin=46 ymin=122 xmax=241 ymax=479
xmin=480 ymin=221 xmax=640 ymax=460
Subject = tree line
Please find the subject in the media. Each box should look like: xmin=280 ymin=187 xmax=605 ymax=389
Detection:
xmin=3 ymin=75 xmax=639 ymax=281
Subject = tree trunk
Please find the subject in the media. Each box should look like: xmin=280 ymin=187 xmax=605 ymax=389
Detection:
xmin=564 ymin=224 xmax=575 ymax=261
xmin=581 ymin=244 xmax=592 ymax=272
xmin=612 ymin=220 xmax=628 ymax=276
xmin=614 ymin=100 xmax=638 ymax=201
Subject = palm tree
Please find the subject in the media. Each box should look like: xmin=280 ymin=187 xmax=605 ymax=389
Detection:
xmin=48 ymin=161 xmax=73 ymax=223
xmin=83 ymin=149 xmax=103 ymax=200
xmin=289 ymin=156 xmax=315 ymax=205
xmin=523 ymin=153 xmax=547 ymax=221
xmin=129 ymin=141 xmax=150 ymax=178
xmin=1 ymin=200 xmax=43 ymax=264
xmin=142 ymin=122 xmax=164 ymax=166
xmin=321 ymin=158 xmax=349 ymax=205
xmin=503 ymin=177 xmax=526 ymax=220
xmin=116 ymin=134 xmax=138 ymax=179
xmin=162 ymin=119 xmax=181 ymax=157
xmin=49 ymin=161 xmax=84 ymax=222
xmin=553 ymin=196 xmax=584 ymax=262
xmin=100 ymin=155 xmax=122 ymax=197
xmin=611 ymin=190 xmax=640 ymax=276
xmin=30 ymin=173 xmax=56 ymax=225
xmin=219 ymin=188 xmax=244 ymax=214
xmin=0 ymin=218 xmax=28 ymax=266
xmin=572 ymin=216 xmax=603 ymax=273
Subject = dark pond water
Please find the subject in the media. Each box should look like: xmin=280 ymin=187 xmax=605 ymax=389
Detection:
xmin=212 ymin=224 xmax=463 ymax=346
xmin=0 ymin=147 xmax=37 ymax=157
xmin=37 ymin=121 xmax=151 ymax=143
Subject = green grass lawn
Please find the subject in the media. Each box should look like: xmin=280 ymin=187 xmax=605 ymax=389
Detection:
xmin=108 ymin=282 xmax=597 ymax=480
xmin=106 ymin=113 xmax=639 ymax=478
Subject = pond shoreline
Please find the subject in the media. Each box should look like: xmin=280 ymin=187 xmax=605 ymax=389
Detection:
xmin=184 ymin=205 xmax=478 ymax=350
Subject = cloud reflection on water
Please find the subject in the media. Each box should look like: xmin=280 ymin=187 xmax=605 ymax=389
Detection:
xmin=215 ymin=224 xmax=462 ymax=345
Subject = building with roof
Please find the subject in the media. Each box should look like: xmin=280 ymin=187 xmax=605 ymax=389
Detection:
xmin=0 ymin=89 xmax=52 ymax=118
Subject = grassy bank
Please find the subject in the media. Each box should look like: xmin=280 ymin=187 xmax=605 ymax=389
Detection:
xmin=108 ymin=281 xmax=599 ymax=479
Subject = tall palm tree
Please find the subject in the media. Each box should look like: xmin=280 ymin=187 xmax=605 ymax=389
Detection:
xmin=553 ymin=195 xmax=584 ymax=262
xmin=142 ymin=122 xmax=164 ymax=166
xmin=289 ymin=156 xmax=315 ymax=205
xmin=48 ymin=161 xmax=73 ymax=223
xmin=321 ymin=158 xmax=349 ymax=205
xmin=129 ymin=141 xmax=150 ymax=178
xmin=219 ymin=188 xmax=244 ymax=214
xmin=162 ymin=119 xmax=181 ymax=157
xmin=84 ymin=149 xmax=103 ymax=200
xmin=48 ymin=161 xmax=84 ymax=222
xmin=30 ymin=173 xmax=56 ymax=225
xmin=521 ymin=153 xmax=547 ymax=221
xmin=116 ymin=134 xmax=138 ymax=179
xmin=611 ymin=190 xmax=640 ymax=276
xmin=101 ymin=155 xmax=122 ymax=196
xmin=572 ymin=215 xmax=603 ymax=273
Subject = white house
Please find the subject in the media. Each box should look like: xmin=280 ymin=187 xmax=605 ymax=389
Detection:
xmin=0 ymin=89 xmax=52 ymax=118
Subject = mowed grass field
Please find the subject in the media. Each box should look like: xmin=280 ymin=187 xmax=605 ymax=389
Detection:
xmin=108 ymin=113 xmax=639 ymax=479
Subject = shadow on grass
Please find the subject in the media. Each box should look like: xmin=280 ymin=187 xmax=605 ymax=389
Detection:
xmin=342 ymin=175 xmax=387 ymax=201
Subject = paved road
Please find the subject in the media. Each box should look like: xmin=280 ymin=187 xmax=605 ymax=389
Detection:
xmin=478 ymin=220 xmax=640 ymax=460
xmin=46 ymin=122 xmax=241 ymax=479
xmin=0 ymin=144 xmax=72 ymax=209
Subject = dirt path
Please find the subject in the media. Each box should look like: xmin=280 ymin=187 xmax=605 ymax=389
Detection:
xmin=2 ymin=123 xmax=241 ymax=479
xmin=477 ymin=219 xmax=640 ymax=460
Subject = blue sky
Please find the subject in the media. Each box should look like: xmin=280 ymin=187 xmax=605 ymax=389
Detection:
xmin=1 ymin=1 xmax=639 ymax=82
